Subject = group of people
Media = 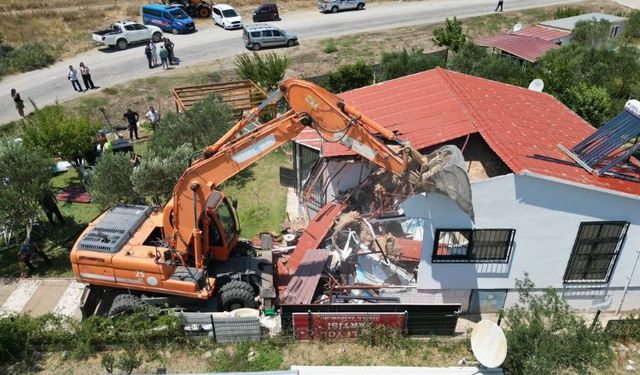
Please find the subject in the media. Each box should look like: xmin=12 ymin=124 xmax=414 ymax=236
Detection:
xmin=67 ymin=62 xmax=97 ymax=92
xmin=145 ymin=37 xmax=177 ymax=70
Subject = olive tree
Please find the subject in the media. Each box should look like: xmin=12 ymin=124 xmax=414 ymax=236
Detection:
xmin=0 ymin=138 xmax=54 ymax=241
xmin=87 ymin=152 xmax=141 ymax=209
xmin=431 ymin=17 xmax=467 ymax=53
xmin=131 ymin=144 xmax=192 ymax=205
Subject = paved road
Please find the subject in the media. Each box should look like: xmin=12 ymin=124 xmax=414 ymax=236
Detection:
xmin=0 ymin=0 xmax=588 ymax=125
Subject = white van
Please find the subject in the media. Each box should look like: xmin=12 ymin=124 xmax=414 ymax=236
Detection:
xmin=212 ymin=4 xmax=243 ymax=30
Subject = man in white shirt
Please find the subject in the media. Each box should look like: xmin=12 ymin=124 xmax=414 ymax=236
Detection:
xmin=145 ymin=106 xmax=160 ymax=131
xmin=67 ymin=65 xmax=83 ymax=92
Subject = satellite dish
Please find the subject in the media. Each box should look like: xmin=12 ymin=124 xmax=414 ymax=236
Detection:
xmin=513 ymin=23 xmax=522 ymax=32
xmin=471 ymin=320 xmax=508 ymax=368
xmin=528 ymin=79 xmax=544 ymax=92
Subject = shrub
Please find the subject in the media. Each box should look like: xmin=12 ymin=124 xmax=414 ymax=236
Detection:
xmin=326 ymin=60 xmax=373 ymax=93
xmin=503 ymin=275 xmax=613 ymax=375
xmin=625 ymin=10 xmax=640 ymax=41
xmin=572 ymin=19 xmax=615 ymax=49
xmin=322 ymin=39 xmax=338 ymax=53
xmin=554 ymin=6 xmax=582 ymax=19
xmin=605 ymin=313 xmax=640 ymax=342
xmin=563 ymin=82 xmax=612 ymax=126
xmin=380 ymin=48 xmax=445 ymax=81
xmin=234 ymin=52 xmax=289 ymax=92
xmin=3 ymin=43 xmax=54 ymax=74
xmin=431 ymin=17 xmax=467 ymax=53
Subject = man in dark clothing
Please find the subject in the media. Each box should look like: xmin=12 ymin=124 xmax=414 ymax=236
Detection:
xmin=123 ymin=109 xmax=140 ymax=140
xmin=18 ymin=241 xmax=52 ymax=277
xmin=40 ymin=189 xmax=65 ymax=225
xmin=145 ymin=45 xmax=153 ymax=69
xmin=164 ymin=38 xmax=175 ymax=65
xmin=495 ymin=0 xmax=503 ymax=11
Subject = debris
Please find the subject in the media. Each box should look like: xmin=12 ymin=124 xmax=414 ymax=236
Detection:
xmin=202 ymin=351 xmax=212 ymax=359
xmin=247 ymin=350 xmax=257 ymax=362
xmin=281 ymin=249 xmax=331 ymax=305
xmin=625 ymin=364 xmax=636 ymax=372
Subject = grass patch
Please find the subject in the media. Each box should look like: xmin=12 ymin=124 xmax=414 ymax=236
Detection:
xmin=222 ymin=150 xmax=289 ymax=239
xmin=322 ymin=39 xmax=338 ymax=53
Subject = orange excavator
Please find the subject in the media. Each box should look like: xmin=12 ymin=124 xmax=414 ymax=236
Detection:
xmin=71 ymin=79 xmax=473 ymax=317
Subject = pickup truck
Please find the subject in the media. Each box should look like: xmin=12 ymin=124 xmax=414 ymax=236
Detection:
xmin=318 ymin=0 xmax=365 ymax=13
xmin=93 ymin=21 xmax=164 ymax=50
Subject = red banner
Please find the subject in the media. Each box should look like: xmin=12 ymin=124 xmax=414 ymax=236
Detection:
xmin=292 ymin=312 xmax=405 ymax=340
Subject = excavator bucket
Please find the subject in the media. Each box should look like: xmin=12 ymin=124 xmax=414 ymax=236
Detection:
xmin=414 ymin=145 xmax=475 ymax=221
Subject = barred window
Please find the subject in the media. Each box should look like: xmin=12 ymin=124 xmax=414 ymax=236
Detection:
xmin=563 ymin=221 xmax=629 ymax=283
xmin=432 ymin=229 xmax=515 ymax=263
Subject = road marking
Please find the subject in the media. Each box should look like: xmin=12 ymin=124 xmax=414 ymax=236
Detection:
xmin=0 ymin=279 xmax=41 ymax=317
xmin=53 ymin=281 xmax=86 ymax=318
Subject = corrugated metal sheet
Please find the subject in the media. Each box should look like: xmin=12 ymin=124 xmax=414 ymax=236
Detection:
xmin=539 ymin=12 xmax=627 ymax=31
xmin=213 ymin=316 xmax=261 ymax=344
xmin=511 ymin=26 xmax=570 ymax=42
xmin=295 ymin=67 xmax=640 ymax=197
xmin=475 ymin=34 xmax=560 ymax=62
xmin=281 ymin=249 xmax=331 ymax=305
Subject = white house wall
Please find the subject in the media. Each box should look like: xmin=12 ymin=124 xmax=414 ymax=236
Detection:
xmin=401 ymin=173 xmax=640 ymax=312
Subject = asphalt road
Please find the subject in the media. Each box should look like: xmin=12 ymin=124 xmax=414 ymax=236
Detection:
xmin=0 ymin=0 xmax=586 ymax=125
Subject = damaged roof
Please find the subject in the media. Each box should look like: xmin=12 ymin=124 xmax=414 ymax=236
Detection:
xmin=474 ymin=34 xmax=560 ymax=62
xmin=294 ymin=67 xmax=640 ymax=197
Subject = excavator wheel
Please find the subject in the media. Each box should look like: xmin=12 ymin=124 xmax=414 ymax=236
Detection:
xmin=220 ymin=280 xmax=257 ymax=311
xmin=108 ymin=294 xmax=145 ymax=316
xmin=197 ymin=6 xmax=211 ymax=18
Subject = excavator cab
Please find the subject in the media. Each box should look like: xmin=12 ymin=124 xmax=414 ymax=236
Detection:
xmin=203 ymin=190 xmax=240 ymax=261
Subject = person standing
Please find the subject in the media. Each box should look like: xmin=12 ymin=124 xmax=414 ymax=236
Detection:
xmin=159 ymin=46 xmax=169 ymax=70
xmin=79 ymin=62 xmax=96 ymax=90
xmin=495 ymin=0 xmax=503 ymax=12
xmin=123 ymin=109 xmax=140 ymax=140
xmin=164 ymin=37 xmax=175 ymax=65
xmin=148 ymin=41 xmax=158 ymax=68
xmin=40 ymin=189 xmax=65 ymax=225
xmin=145 ymin=44 xmax=153 ymax=69
xmin=11 ymin=88 xmax=25 ymax=117
xmin=67 ymin=65 xmax=83 ymax=92
xmin=145 ymin=105 xmax=160 ymax=131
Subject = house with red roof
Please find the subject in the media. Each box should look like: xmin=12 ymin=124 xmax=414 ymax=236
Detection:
xmin=291 ymin=67 xmax=640 ymax=313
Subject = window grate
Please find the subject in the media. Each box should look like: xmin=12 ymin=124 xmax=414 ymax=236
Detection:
xmin=563 ymin=221 xmax=629 ymax=283
xmin=432 ymin=229 xmax=515 ymax=263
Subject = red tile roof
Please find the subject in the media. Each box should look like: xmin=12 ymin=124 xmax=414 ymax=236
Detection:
xmin=511 ymin=26 xmax=571 ymax=42
xmin=294 ymin=67 xmax=640 ymax=197
xmin=475 ymin=33 xmax=560 ymax=62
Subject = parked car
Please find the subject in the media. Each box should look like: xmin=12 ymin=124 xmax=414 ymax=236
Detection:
xmin=212 ymin=4 xmax=242 ymax=30
xmin=142 ymin=4 xmax=196 ymax=34
xmin=242 ymin=24 xmax=297 ymax=51
xmin=252 ymin=3 xmax=280 ymax=22
xmin=318 ymin=0 xmax=365 ymax=13
xmin=92 ymin=21 xmax=163 ymax=50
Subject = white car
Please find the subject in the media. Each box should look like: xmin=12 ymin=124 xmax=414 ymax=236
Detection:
xmin=92 ymin=21 xmax=163 ymax=50
xmin=212 ymin=4 xmax=242 ymax=30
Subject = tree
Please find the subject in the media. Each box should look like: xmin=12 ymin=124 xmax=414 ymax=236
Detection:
xmin=150 ymin=93 xmax=234 ymax=153
xmin=563 ymin=82 xmax=612 ymax=126
xmin=431 ymin=17 xmax=467 ymax=53
xmin=625 ymin=10 xmax=640 ymax=42
xmin=22 ymin=104 xmax=98 ymax=181
xmin=572 ymin=19 xmax=614 ymax=49
xmin=0 ymin=139 xmax=54 ymax=240
xmin=234 ymin=52 xmax=289 ymax=92
xmin=87 ymin=152 xmax=141 ymax=209
xmin=326 ymin=60 xmax=373 ymax=93
xmin=503 ymin=275 xmax=613 ymax=374
xmin=131 ymin=144 xmax=192 ymax=205
xmin=379 ymin=49 xmax=445 ymax=81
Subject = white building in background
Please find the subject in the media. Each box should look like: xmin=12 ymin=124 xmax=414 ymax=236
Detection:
xmin=291 ymin=68 xmax=640 ymax=313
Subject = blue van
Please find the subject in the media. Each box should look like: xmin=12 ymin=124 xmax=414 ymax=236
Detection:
xmin=142 ymin=4 xmax=196 ymax=34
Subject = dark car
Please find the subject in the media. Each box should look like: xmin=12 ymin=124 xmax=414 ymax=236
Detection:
xmin=252 ymin=3 xmax=280 ymax=22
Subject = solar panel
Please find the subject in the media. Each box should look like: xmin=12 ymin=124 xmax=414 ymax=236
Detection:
xmin=559 ymin=100 xmax=640 ymax=182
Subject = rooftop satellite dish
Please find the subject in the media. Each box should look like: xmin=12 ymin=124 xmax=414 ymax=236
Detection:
xmin=513 ymin=22 xmax=522 ymax=32
xmin=528 ymin=79 xmax=544 ymax=92
xmin=471 ymin=320 xmax=508 ymax=369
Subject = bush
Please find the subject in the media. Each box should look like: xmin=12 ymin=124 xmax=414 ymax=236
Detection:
xmin=563 ymin=82 xmax=612 ymax=126
xmin=503 ymin=275 xmax=613 ymax=375
xmin=326 ymin=60 xmax=373 ymax=93
xmin=606 ymin=313 xmax=640 ymax=342
xmin=322 ymin=39 xmax=338 ymax=53
xmin=380 ymin=48 xmax=445 ymax=81
xmin=625 ymin=10 xmax=640 ymax=41
xmin=572 ymin=19 xmax=615 ymax=49
xmin=0 ymin=43 xmax=54 ymax=77
xmin=234 ymin=52 xmax=289 ymax=92
xmin=554 ymin=6 xmax=582 ymax=19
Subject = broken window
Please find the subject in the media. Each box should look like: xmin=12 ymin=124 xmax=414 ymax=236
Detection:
xmin=563 ymin=221 xmax=629 ymax=283
xmin=432 ymin=229 xmax=515 ymax=263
